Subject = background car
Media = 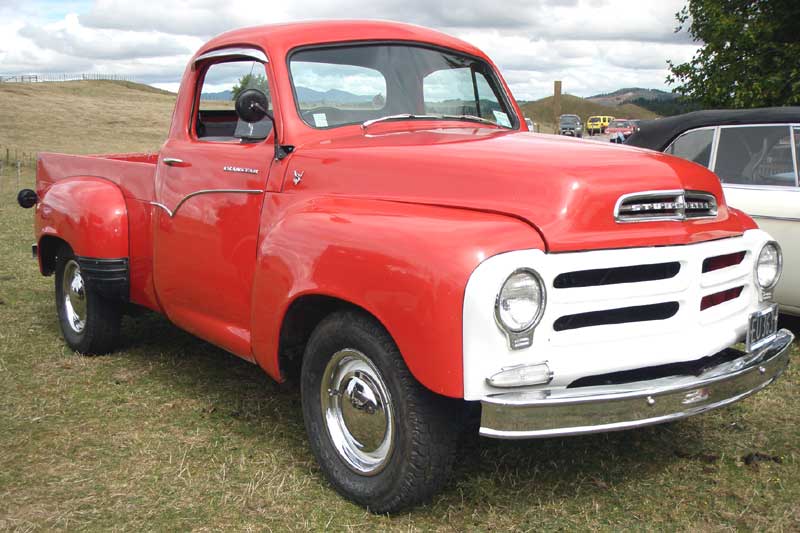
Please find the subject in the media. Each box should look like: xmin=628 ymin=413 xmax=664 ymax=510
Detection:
xmin=586 ymin=115 xmax=613 ymax=135
xmin=607 ymin=119 xmax=635 ymax=138
xmin=558 ymin=114 xmax=582 ymax=137
xmin=627 ymin=107 xmax=800 ymax=315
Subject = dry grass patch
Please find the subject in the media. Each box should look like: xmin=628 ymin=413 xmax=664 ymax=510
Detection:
xmin=0 ymin=81 xmax=175 ymax=155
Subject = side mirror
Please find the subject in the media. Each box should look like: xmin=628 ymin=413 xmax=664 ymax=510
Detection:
xmin=233 ymin=88 xmax=293 ymax=160
xmin=235 ymin=88 xmax=270 ymax=123
xmin=17 ymin=188 xmax=38 ymax=208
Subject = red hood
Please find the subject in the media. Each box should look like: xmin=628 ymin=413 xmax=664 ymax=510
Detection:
xmin=288 ymin=125 xmax=753 ymax=252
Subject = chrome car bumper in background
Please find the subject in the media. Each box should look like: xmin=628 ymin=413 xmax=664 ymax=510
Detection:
xmin=480 ymin=329 xmax=794 ymax=439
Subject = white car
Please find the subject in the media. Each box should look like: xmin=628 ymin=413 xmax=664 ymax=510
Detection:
xmin=627 ymin=109 xmax=800 ymax=315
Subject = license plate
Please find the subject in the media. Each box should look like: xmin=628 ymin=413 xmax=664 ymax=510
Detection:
xmin=746 ymin=304 xmax=779 ymax=352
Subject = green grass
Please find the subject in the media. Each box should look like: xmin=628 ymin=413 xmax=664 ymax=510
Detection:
xmin=1 ymin=82 xmax=799 ymax=530
xmin=1 ymin=176 xmax=799 ymax=530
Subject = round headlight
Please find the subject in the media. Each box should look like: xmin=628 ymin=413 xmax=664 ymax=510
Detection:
xmin=756 ymin=241 xmax=782 ymax=290
xmin=495 ymin=269 xmax=545 ymax=332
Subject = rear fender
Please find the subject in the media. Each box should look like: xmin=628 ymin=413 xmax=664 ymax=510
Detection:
xmin=250 ymin=195 xmax=541 ymax=398
xmin=36 ymin=176 xmax=129 ymax=273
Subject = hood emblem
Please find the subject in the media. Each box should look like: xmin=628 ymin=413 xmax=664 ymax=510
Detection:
xmin=614 ymin=190 xmax=718 ymax=223
xmin=293 ymin=170 xmax=304 ymax=185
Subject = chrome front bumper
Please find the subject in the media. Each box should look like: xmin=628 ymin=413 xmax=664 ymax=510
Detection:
xmin=480 ymin=329 xmax=794 ymax=439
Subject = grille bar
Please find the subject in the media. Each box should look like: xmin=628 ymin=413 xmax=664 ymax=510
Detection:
xmin=553 ymin=302 xmax=680 ymax=332
xmin=553 ymin=261 xmax=681 ymax=289
xmin=702 ymin=251 xmax=746 ymax=273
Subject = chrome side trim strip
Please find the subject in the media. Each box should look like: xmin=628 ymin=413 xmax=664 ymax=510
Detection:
xmin=723 ymin=184 xmax=800 ymax=191
xmin=750 ymin=214 xmax=800 ymax=222
xmin=195 ymin=47 xmax=268 ymax=65
xmin=479 ymin=328 xmax=793 ymax=439
xmin=150 ymin=189 xmax=264 ymax=218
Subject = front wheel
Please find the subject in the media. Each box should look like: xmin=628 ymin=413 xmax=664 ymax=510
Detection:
xmin=54 ymin=247 xmax=121 ymax=354
xmin=301 ymin=311 xmax=460 ymax=513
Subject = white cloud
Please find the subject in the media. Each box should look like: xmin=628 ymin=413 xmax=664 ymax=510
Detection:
xmin=19 ymin=14 xmax=192 ymax=60
xmin=0 ymin=0 xmax=699 ymax=99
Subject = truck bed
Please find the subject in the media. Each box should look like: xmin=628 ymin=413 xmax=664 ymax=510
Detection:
xmin=37 ymin=152 xmax=158 ymax=202
xmin=36 ymin=151 xmax=161 ymax=311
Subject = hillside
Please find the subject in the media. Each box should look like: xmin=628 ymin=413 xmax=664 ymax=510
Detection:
xmin=0 ymin=80 xmax=176 ymax=154
xmin=519 ymin=94 xmax=659 ymax=128
xmin=587 ymin=87 xmax=677 ymax=106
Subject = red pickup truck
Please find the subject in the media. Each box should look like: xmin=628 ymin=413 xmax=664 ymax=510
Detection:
xmin=18 ymin=21 xmax=793 ymax=512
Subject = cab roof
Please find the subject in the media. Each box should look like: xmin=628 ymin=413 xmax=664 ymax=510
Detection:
xmin=197 ymin=20 xmax=487 ymax=60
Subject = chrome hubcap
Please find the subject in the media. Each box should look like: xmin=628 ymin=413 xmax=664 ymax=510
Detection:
xmin=320 ymin=349 xmax=394 ymax=475
xmin=62 ymin=260 xmax=87 ymax=333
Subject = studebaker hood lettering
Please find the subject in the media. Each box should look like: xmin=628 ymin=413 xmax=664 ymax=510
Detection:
xmin=292 ymin=128 xmax=749 ymax=252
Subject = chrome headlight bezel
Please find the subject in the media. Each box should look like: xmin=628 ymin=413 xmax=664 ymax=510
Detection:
xmin=754 ymin=240 xmax=783 ymax=294
xmin=494 ymin=268 xmax=546 ymax=350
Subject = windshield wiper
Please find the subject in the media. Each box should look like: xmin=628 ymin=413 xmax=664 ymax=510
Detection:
xmin=439 ymin=114 xmax=498 ymax=126
xmin=362 ymin=113 xmax=500 ymax=130
xmin=361 ymin=114 xmax=442 ymax=129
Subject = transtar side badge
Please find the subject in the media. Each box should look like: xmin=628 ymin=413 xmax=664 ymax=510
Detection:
xmin=223 ymin=166 xmax=259 ymax=175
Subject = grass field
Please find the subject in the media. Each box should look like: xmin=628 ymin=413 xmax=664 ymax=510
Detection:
xmin=1 ymin=81 xmax=799 ymax=531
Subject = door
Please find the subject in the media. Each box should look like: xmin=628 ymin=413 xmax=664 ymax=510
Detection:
xmin=153 ymin=51 xmax=275 ymax=357
xmin=714 ymin=124 xmax=800 ymax=314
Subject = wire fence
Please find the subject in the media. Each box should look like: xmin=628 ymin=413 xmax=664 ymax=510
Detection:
xmin=0 ymin=73 xmax=136 ymax=83
xmin=0 ymin=145 xmax=37 ymax=200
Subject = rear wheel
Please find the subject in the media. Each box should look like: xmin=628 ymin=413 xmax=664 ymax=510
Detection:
xmin=301 ymin=310 xmax=460 ymax=513
xmin=54 ymin=247 xmax=121 ymax=354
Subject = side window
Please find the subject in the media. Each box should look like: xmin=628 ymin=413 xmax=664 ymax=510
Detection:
xmin=715 ymin=126 xmax=795 ymax=186
xmin=665 ymin=129 xmax=714 ymax=168
xmin=423 ymin=68 xmax=510 ymax=126
xmin=196 ymin=60 xmax=272 ymax=142
xmin=794 ymin=127 xmax=800 ymax=186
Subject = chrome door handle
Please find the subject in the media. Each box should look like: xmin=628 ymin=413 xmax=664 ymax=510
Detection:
xmin=163 ymin=157 xmax=184 ymax=166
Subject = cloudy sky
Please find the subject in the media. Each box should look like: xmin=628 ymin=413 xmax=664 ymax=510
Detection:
xmin=0 ymin=0 xmax=698 ymax=100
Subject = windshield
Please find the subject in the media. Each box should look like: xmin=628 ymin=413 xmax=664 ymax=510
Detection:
xmin=560 ymin=116 xmax=579 ymax=125
xmin=289 ymin=44 xmax=517 ymax=129
xmin=588 ymin=117 xmax=600 ymax=123
xmin=610 ymin=120 xmax=630 ymax=128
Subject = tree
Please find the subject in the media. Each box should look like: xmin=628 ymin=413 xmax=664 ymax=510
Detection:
xmin=667 ymin=0 xmax=800 ymax=108
xmin=231 ymin=73 xmax=269 ymax=101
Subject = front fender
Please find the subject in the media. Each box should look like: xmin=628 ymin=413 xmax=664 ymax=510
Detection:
xmin=251 ymin=195 xmax=542 ymax=398
xmin=36 ymin=177 xmax=129 ymax=268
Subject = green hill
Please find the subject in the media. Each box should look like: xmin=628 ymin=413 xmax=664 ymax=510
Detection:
xmin=520 ymin=94 xmax=659 ymax=131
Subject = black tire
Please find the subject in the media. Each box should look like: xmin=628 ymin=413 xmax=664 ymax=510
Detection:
xmin=54 ymin=246 xmax=121 ymax=354
xmin=301 ymin=310 xmax=460 ymax=513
